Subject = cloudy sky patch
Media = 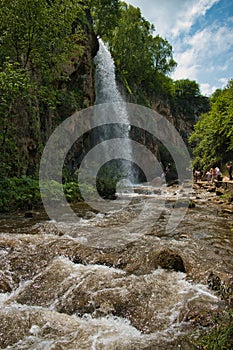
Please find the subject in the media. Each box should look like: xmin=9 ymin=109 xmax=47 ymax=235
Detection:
xmin=124 ymin=0 xmax=233 ymax=95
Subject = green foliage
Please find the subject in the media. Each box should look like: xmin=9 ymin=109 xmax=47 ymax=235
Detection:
xmin=173 ymin=79 xmax=208 ymax=115
xmin=0 ymin=61 xmax=30 ymax=108
xmin=102 ymin=2 xmax=177 ymax=100
xmin=196 ymin=310 xmax=233 ymax=350
xmin=109 ymin=4 xmax=153 ymax=84
xmin=63 ymin=181 xmax=82 ymax=202
xmin=0 ymin=177 xmax=92 ymax=212
xmin=0 ymin=0 xmax=84 ymax=75
xmin=189 ymin=80 xmax=233 ymax=171
xmin=0 ymin=0 xmax=87 ymax=178
xmin=0 ymin=176 xmax=41 ymax=212
xmin=0 ymin=0 xmax=85 ymax=109
xmin=90 ymin=0 xmax=120 ymax=38
xmin=151 ymin=35 xmax=177 ymax=74
xmin=96 ymin=160 xmax=128 ymax=198
xmin=0 ymin=61 xmax=32 ymax=176
xmin=40 ymin=179 xmax=96 ymax=205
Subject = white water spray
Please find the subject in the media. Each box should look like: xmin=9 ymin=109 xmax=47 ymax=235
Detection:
xmin=94 ymin=38 xmax=135 ymax=184
xmin=95 ymin=38 xmax=123 ymax=104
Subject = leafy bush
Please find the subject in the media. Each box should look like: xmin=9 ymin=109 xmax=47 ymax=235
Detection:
xmin=0 ymin=176 xmax=41 ymax=212
xmin=0 ymin=176 xmax=91 ymax=212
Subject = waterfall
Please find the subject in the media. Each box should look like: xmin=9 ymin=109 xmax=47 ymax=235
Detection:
xmin=94 ymin=38 xmax=123 ymax=104
xmin=93 ymin=38 xmax=135 ymax=194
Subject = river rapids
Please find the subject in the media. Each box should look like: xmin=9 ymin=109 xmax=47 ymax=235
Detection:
xmin=0 ymin=183 xmax=233 ymax=349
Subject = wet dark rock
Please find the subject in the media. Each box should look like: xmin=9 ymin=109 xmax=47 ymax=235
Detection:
xmin=207 ymin=187 xmax=216 ymax=192
xmin=24 ymin=211 xmax=39 ymax=218
xmin=173 ymin=199 xmax=195 ymax=209
xmin=156 ymin=250 xmax=186 ymax=272
xmin=0 ymin=272 xmax=12 ymax=293
xmin=177 ymin=233 xmax=191 ymax=240
xmin=216 ymin=189 xmax=225 ymax=196
xmin=220 ymin=208 xmax=233 ymax=215
xmin=83 ymin=211 xmax=96 ymax=219
xmin=180 ymin=305 xmax=221 ymax=327
xmin=224 ymin=276 xmax=233 ymax=305
xmin=167 ymin=179 xmax=179 ymax=187
xmin=207 ymin=272 xmax=222 ymax=291
xmin=188 ymin=200 xmax=196 ymax=208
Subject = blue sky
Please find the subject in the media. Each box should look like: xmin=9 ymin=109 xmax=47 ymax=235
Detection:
xmin=124 ymin=0 xmax=233 ymax=96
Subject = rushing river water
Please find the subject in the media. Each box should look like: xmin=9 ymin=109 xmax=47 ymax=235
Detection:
xmin=0 ymin=184 xmax=232 ymax=349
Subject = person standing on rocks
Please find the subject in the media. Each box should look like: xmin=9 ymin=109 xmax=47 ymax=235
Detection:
xmin=206 ymin=170 xmax=211 ymax=183
xmin=215 ymin=166 xmax=222 ymax=182
xmin=210 ymin=167 xmax=216 ymax=184
xmin=226 ymin=161 xmax=233 ymax=181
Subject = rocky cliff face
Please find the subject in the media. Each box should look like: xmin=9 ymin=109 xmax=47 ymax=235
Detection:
xmin=13 ymin=11 xmax=99 ymax=177
xmin=117 ymin=82 xmax=195 ymax=178
xmin=151 ymin=99 xmax=196 ymax=139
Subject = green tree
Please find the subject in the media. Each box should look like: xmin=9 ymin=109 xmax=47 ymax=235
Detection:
xmin=109 ymin=4 xmax=154 ymax=86
xmin=0 ymin=0 xmax=84 ymax=79
xmin=0 ymin=61 xmax=32 ymax=176
xmin=100 ymin=2 xmax=176 ymax=102
xmin=189 ymin=80 xmax=233 ymax=170
xmin=90 ymin=0 xmax=120 ymax=38
xmin=173 ymin=79 xmax=210 ymax=116
xmin=150 ymin=35 xmax=177 ymax=74
xmin=0 ymin=0 xmax=86 ymax=177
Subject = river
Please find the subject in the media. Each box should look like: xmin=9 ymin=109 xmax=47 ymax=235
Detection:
xmin=0 ymin=183 xmax=232 ymax=349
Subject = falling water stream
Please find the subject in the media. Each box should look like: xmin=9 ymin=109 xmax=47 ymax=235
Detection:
xmin=0 ymin=40 xmax=233 ymax=350
xmin=95 ymin=38 xmax=123 ymax=104
xmin=93 ymin=38 xmax=135 ymax=184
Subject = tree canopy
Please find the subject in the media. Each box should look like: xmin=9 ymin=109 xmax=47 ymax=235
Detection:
xmin=90 ymin=0 xmax=120 ymax=38
xmin=97 ymin=2 xmax=177 ymax=101
xmin=173 ymin=79 xmax=210 ymax=117
xmin=0 ymin=0 xmax=85 ymax=78
xmin=189 ymin=80 xmax=233 ymax=171
xmin=0 ymin=0 xmax=86 ymax=176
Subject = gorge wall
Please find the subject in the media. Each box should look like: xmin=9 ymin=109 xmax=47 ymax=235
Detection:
xmin=6 ymin=9 xmax=98 ymax=178
xmin=6 ymin=13 xmax=198 ymax=179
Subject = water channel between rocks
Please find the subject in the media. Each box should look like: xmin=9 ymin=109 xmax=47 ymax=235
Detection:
xmin=0 ymin=184 xmax=233 ymax=349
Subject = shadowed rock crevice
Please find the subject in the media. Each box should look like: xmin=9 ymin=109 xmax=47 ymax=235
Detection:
xmin=156 ymin=250 xmax=186 ymax=273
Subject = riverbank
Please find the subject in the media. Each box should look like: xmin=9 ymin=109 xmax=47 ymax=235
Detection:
xmin=0 ymin=176 xmax=86 ymax=213
xmin=193 ymin=179 xmax=233 ymax=215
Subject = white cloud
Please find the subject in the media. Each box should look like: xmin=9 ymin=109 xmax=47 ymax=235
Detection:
xmin=172 ymin=0 xmax=220 ymax=36
xmin=124 ymin=0 xmax=191 ymax=37
xmin=201 ymin=78 xmax=229 ymax=95
xmin=218 ymin=77 xmax=229 ymax=86
xmin=172 ymin=50 xmax=200 ymax=81
xmin=124 ymin=0 xmax=233 ymax=94
xmin=125 ymin=0 xmax=220 ymax=38
xmin=172 ymin=24 xmax=233 ymax=86
xmin=187 ymin=25 xmax=233 ymax=57
xmin=200 ymin=83 xmax=218 ymax=96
